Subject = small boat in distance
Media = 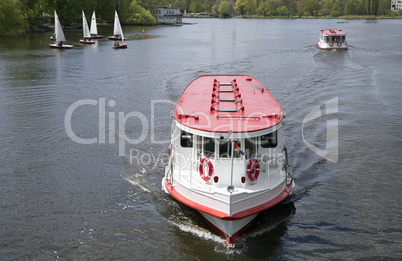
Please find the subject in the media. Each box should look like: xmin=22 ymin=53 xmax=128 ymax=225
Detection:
xmin=108 ymin=11 xmax=126 ymax=41
xmin=49 ymin=10 xmax=73 ymax=49
xmin=317 ymin=29 xmax=348 ymax=50
xmin=111 ymin=11 xmax=127 ymax=49
xmin=88 ymin=11 xmax=103 ymax=39
xmin=79 ymin=11 xmax=95 ymax=44
xmin=162 ymin=75 xmax=295 ymax=244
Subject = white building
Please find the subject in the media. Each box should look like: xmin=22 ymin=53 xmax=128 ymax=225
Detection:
xmin=391 ymin=0 xmax=402 ymax=10
xmin=151 ymin=6 xmax=182 ymax=24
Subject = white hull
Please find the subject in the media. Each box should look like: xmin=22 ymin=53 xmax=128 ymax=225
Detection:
xmin=318 ymin=41 xmax=348 ymax=50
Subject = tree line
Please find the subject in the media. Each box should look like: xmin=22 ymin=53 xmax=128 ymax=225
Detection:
xmin=0 ymin=0 xmax=400 ymax=37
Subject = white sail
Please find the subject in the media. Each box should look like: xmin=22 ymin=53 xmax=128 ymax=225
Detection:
xmin=54 ymin=10 xmax=66 ymax=42
xmin=113 ymin=11 xmax=124 ymax=41
xmin=82 ymin=11 xmax=90 ymax=38
xmin=90 ymin=11 xmax=98 ymax=35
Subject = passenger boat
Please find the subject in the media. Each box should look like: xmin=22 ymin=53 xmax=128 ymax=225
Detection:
xmin=108 ymin=11 xmax=126 ymax=41
xmin=49 ymin=10 xmax=73 ymax=49
xmin=79 ymin=11 xmax=95 ymax=44
xmin=317 ymin=29 xmax=347 ymax=50
xmin=88 ymin=11 xmax=103 ymax=39
xmin=162 ymin=75 xmax=295 ymax=244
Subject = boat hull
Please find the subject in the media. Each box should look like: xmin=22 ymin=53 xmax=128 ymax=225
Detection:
xmin=88 ymin=35 xmax=103 ymax=39
xmin=49 ymin=44 xmax=74 ymax=49
xmin=162 ymin=177 xmax=294 ymax=243
xmin=112 ymin=43 xmax=127 ymax=49
xmin=108 ymin=36 xmax=126 ymax=41
xmin=79 ymin=39 xmax=96 ymax=44
xmin=317 ymin=42 xmax=348 ymax=50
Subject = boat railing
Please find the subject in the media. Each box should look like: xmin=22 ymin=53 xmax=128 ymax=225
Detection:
xmin=264 ymin=153 xmax=285 ymax=189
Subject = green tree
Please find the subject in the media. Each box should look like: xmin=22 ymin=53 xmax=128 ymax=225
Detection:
xmin=127 ymin=0 xmax=156 ymax=24
xmin=235 ymin=0 xmax=249 ymax=15
xmin=212 ymin=4 xmax=219 ymax=15
xmin=303 ymin=0 xmax=320 ymax=16
xmin=246 ymin=0 xmax=257 ymax=15
xmin=218 ymin=0 xmax=233 ymax=17
xmin=257 ymin=1 xmax=272 ymax=16
xmin=366 ymin=0 xmax=379 ymax=15
xmin=0 ymin=0 xmax=28 ymax=37
xmin=267 ymin=0 xmax=283 ymax=15
xmin=189 ymin=1 xmax=203 ymax=12
xmin=277 ymin=5 xmax=288 ymax=16
xmin=320 ymin=0 xmax=334 ymax=15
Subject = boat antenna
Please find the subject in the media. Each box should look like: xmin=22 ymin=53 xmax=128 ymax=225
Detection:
xmin=220 ymin=130 xmax=232 ymax=141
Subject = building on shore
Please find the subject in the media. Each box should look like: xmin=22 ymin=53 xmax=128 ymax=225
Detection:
xmin=391 ymin=0 xmax=402 ymax=10
xmin=151 ymin=6 xmax=182 ymax=24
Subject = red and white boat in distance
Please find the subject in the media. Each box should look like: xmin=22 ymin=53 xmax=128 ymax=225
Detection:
xmin=79 ymin=11 xmax=95 ymax=44
xmin=108 ymin=11 xmax=126 ymax=41
xmin=49 ymin=10 xmax=73 ymax=49
xmin=318 ymin=29 xmax=348 ymax=50
xmin=162 ymin=75 xmax=295 ymax=245
xmin=87 ymin=11 xmax=103 ymax=39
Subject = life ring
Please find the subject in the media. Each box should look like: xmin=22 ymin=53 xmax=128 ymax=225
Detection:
xmin=337 ymin=42 xmax=342 ymax=47
xmin=247 ymin=158 xmax=260 ymax=182
xmin=329 ymin=42 xmax=334 ymax=47
xmin=199 ymin=157 xmax=213 ymax=181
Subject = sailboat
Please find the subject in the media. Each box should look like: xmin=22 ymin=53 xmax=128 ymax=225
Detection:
xmin=49 ymin=10 xmax=73 ymax=49
xmin=110 ymin=11 xmax=127 ymax=49
xmin=88 ymin=11 xmax=103 ymax=39
xmin=79 ymin=11 xmax=95 ymax=44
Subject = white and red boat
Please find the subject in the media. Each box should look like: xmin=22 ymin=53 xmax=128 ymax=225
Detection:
xmin=108 ymin=11 xmax=126 ymax=41
xmin=87 ymin=11 xmax=103 ymax=39
xmin=111 ymin=11 xmax=127 ymax=49
xmin=79 ymin=11 xmax=95 ymax=44
xmin=317 ymin=29 xmax=348 ymax=50
xmin=162 ymin=75 xmax=295 ymax=244
xmin=49 ymin=10 xmax=73 ymax=49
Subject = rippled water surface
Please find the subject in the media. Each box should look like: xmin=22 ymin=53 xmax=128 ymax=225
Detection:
xmin=1 ymin=19 xmax=401 ymax=260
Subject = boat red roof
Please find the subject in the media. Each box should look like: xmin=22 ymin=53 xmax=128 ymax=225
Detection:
xmin=173 ymin=75 xmax=283 ymax=133
xmin=320 ymin=29 xmax=346 ymax=36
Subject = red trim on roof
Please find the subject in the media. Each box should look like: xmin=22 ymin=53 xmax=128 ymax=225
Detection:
xmin=320 ymin=29 xmax=346 ymax=36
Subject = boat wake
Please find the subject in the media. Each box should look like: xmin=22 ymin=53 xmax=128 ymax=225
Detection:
xmin=122 ymin=168 xmax=151 ymax=193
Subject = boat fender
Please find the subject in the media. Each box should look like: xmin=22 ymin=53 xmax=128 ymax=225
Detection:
xmin=199 ymin=157 xmax=214 ymax=181
xmin=329 ymin=42 xmax=334 ymax=47
xmin=337 ymin=42 xmax=342 ymax=47
xmin=247 ymin=158 xmax=260 ymax=181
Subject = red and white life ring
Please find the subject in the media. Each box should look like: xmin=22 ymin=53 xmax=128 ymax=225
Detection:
xmin=329 ymin=42 xmax=334 ymax=47
xmin=337 ymin=42 xmax=342 ymax=47
xmin=199 ymin=157 xmax=213 ymax=181
xmin=247 ymin=158 xmax=260 ymax=181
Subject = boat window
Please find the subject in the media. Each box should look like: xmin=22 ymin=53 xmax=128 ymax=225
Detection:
xmin=203 ymin=137 xmax=215 ymax=158
xmin=245 ymin=137 xmax=257 ymax=158
xmin=260 ymin=131 xmax=277 ymax=148
xmin=324 ymin=36 xmax=329 ymax=42
xmin=219 ymin=140 xmax=231 ymax=158
xmin=180 ymin=131 xmax=193 ymax=148
xmin=217 ymin=140 xmax=241 ymax=158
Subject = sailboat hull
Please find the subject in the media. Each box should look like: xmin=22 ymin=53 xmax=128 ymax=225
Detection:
xmin=108 ymin=36 xmax=126 ymax=41
xmin=79 ymin=39 xmax=96 ymax=44
xmin=49 ymin=44 xmax=74 ymax=49
xmin=112 ymin=43 xmax=127 ymax=49
xmin=88 ymin=35 xmax=103 ymax=39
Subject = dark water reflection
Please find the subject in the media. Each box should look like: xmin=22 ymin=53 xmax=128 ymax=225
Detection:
xmin=0 ymin=19 xmax=401 ymax=260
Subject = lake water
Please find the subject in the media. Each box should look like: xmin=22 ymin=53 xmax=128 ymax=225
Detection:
xmin=0 ymin=18 xmax=401 ymax=260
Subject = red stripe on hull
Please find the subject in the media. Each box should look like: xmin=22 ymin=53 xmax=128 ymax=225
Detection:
xmin=164 ymin=180 xmax=293 ymax=220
